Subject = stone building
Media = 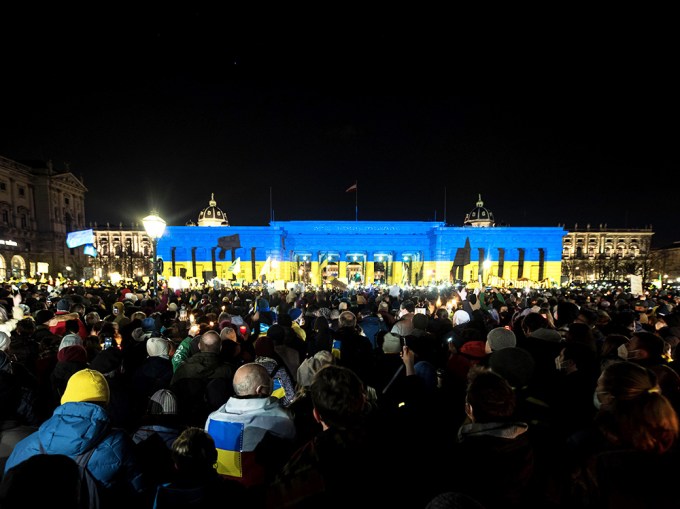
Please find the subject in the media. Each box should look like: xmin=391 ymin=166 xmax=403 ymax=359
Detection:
xmin=0 ymin=155 xmax=88 ymax=279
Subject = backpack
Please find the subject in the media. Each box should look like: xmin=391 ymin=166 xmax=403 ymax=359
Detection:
xmin=38 ymin=441 xmax=101 ymax=509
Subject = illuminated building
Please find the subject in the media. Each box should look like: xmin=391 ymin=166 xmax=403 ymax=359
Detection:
xmin=155 ymin=195 xmax=566 ymax=287
xmin=0 ymin=156 xmax=88 ymax=280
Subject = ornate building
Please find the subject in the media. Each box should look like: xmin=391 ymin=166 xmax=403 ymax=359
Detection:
xmin=89 ymin=224 xmax=154 ymax=281
xmin=561 ymin=224 xmax=655 ymax=283
xmin=153 ymin=195 xmax=566 ymax=288
xmin=0 ymin=155 xmax=88 ymax=280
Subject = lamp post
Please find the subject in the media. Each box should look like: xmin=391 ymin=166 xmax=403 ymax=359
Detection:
xmin=142 ymin=210 xmax=166 ymax=296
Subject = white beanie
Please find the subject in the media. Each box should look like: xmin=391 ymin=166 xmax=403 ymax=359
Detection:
xmin=146 ymin=337 xmax=170 ymax=358
xmin=59 ymin=333 xmax=83 ymax=351
xmin=453 ymin=310 xmax=471 ymax=325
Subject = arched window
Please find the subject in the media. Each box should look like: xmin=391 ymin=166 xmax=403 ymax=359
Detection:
xmin=0 ymin=255 xmax=6 ymax=278
xmin=11 ymin=255 xmax=26 ymax=278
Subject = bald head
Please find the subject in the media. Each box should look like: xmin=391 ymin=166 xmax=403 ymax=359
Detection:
xmin=233 ymin=363 xmax=272 ymax=397
xmin=199 ymin=331 xmax=221 ymax=353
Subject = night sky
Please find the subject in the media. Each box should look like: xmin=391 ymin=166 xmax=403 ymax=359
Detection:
xmin=1 ymin=11 xmax=676 ymax=246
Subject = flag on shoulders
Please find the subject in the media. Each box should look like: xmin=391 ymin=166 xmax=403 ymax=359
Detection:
xmin=345 ymin=182 xmax=357 ymax=192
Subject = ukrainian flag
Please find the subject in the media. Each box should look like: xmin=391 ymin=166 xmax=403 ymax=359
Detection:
xmin=271 ymin=377 xmax=285 ymax=400
xmin=332 ymin=339 xmax=342 ymax=360
xmin=319 ymin=252 xmax=329 ymax=275
xmin=208 ymin=420 xmax=245 ymax=478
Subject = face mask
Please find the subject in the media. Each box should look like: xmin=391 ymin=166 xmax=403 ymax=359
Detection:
xmin=617 ymin=344 xmax=629 ymax=360
xmin=627 ymin=349 xmax=642 ymax=360
xmin=593 ymin=391 xmax=602 ymax=410
xmin=555 ymin=356 xmax=569 ymax=371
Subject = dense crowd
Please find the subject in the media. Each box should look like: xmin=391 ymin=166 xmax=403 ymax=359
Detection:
xmin=0 ymin=280 xmax=679 ymax=508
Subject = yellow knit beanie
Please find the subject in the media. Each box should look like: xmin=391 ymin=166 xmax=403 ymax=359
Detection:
xmin=61 ymin=369 xmax=110 ymax=405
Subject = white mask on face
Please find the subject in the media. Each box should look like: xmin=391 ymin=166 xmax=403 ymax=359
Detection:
xmin=555 ymin=356 xmax=569 ymax=371
xmin=593 ymin=391 xmax=602 ymax=410
xmin=627 ymin=349 xmax=642 ymax=360
xmin=617 ymin=344 xmax=629 ymax=360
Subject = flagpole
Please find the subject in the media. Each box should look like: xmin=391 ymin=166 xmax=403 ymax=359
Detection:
xmin=444 ymin=187 xmax=447 ymax=224
xmin=355 ymin=180 xmax=358 ymax=222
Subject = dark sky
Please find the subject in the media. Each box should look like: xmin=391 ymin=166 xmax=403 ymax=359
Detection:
xmin=1 ymin=10 xmax=676 ymax=246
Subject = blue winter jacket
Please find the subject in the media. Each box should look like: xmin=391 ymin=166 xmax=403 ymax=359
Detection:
xmin=4 ymin=401 xmax=146 ymax=495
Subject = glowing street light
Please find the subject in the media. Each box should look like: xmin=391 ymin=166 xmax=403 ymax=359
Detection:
xmin=142 ymin=210 xmax=166 ymax=296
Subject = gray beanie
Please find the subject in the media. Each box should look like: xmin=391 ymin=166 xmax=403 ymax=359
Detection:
xmin=486 ymin=327 xmax=517 ymax=352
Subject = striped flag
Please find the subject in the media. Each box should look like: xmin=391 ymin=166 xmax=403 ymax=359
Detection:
xmin=271 ymin=377 xmax=285 ymax=400
xmin=345 ymin=182 xmax=357 ymax=192
xmin=319 ymin=252 xmax=329 ymax=273
xmin=209 ymin=420 xmax=245 ymax=478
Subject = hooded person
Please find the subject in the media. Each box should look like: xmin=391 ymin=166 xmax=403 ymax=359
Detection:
xmin=131 ymin=337 xmax=174 ymax=417
xmin=3 ymin=369 xmax=147 ymax=504
xmin=105 ymin=301 xmax=131 ymax=328
xmin=50 ymin=344 xmax=89 ymax=411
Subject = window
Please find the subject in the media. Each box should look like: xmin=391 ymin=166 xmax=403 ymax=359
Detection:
xmin=64 ymin=197 xmax=70 ymax=205
xmin=0 ymin=182 xmax=6 ymax=191
xmin=18 ymin=187 xmax=25 ymax=197
xmin=20 ymin=214 xmax=26 ymax=228
xmin=1 ymin=210 xmax=7 ymax=223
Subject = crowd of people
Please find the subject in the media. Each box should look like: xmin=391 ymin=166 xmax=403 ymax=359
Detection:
xmin=0 ymin=280 xmax=679 ymax=508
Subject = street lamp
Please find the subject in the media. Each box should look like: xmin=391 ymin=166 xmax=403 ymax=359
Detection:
xmin=142 ymin=210 xmax=166 ymax=296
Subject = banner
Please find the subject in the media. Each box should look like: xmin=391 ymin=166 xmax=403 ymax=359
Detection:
xmin=630 ymin=274 xmax=643 ymax=297
xmin=217 ymin=234 xmax=241 ymax=260
xmin=66 ymin=229 xmax=94 ymax=248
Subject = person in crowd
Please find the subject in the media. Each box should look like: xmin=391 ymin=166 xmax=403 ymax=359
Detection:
xmin=132 ymin=389 xmax=184 ymax=489
xmin=153 ymin=426 xmax=247 ymax=508
xmin=0 ymin=454 xmax=83 ymax=508
xmin=170 ymin=330 xmax=235 ymax=427
xmin=49 ymin=343 xmax=89 ymax=411
xmin=205 ymin=362 xmax=295 ymax=495
xmin=254 ymin=335 xmax=296 ymax=407
xmin=3 ymin=369 xmax=148 ymax=507
xmin=331 ymin=311 xmax=374 ymax=387
xmin=390 ymin=299 xmax=416 ymax=336
xmin=307 ymin=315 xmax=332 ymax=356
xmin=132 ymin=336 xmax=174 ymax=416
xmin=627 ymin=330 xmax=680 ymax=413
xmin=444 ymin=369 xmax=535 ymax=509
xmin=0 ymin=350 xmax=38 ymax=473
xmin=266 ymin=364 xmax=387 ymax=508
xmin=567 ymin=361 xmax=679 ymax=508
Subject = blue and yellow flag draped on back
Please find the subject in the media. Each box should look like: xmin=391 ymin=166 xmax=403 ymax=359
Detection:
xmin=208 ymin=421 xmax=245 ymax=477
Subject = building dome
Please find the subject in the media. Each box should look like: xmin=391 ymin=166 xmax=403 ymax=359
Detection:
xmin=197 ymin=193 xmax=229 ymax=227
xmin=464 ymin=194 xmax=495 ymax=227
